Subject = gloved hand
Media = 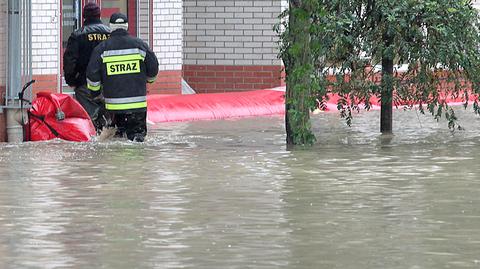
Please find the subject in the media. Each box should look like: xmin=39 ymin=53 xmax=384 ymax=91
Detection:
xmin=93 ymin=93 xmax=105 ymax=103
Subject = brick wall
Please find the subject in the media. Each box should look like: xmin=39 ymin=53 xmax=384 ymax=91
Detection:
xmin=280 ymin=0 xmax=287 ymax=86
xmin=183 ymin=0 xmax=283 ymax=93
xmin=32 ymin=0 xmax=60 ymax=93
xmin=183 ymin=65 xmax=282 ymax=93
xmin=151 ymin=0 xmax=183 ymax=94
xmin=183 ymin=0 xmax=281 ymax=66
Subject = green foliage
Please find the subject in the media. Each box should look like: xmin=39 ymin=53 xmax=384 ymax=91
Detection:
xmin=277 ymin=0 xmax=480 ymax=144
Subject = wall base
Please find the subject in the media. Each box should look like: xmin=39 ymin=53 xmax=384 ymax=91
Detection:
xmin=147 ymin=70 xmax=182 ymax=95
xmin=32 ymin=74 xmax=58 ymax=96
xmin=183 ymin=65 xmax=284 ymax=93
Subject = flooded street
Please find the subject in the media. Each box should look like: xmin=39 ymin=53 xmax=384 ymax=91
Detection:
xmin=1 ymin=109 xmax=480 ymax=268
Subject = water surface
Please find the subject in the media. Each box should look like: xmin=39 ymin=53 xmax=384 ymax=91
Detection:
xmin=1 ymin=109 xmax=480 ymax=268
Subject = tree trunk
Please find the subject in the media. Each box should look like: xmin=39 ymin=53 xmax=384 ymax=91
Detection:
xmin=380 ymin=57 xmax=393 ymax=134
xmin=285 ymin=0 xmax=314 ymax=146
xmin=380 ymin=33 xmax=394 ymax=134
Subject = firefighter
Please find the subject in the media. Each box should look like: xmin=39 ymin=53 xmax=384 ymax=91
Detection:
xmin=86 ymin=13 xmax=159 ymax=142
xmin=63 ymin=2 xmax=111 ymax=132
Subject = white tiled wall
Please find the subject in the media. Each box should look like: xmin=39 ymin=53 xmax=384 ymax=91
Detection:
xmin=183 ymin=0 xmax=283 ymax=66
xmin=281 ymin=0 xmax=287 ymax=11
xmin=31 ymin=0 xmax=59 ymax=75
xmin=152 ymin=0 xmax=183 ymax=71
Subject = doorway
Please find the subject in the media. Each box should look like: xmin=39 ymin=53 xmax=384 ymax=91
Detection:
xmin=61 ymin=0 xmax=81 ymax=52
xmin=76 ymin=0 xmax=137 ymax=36
xmin=61 ymin=0 xmax=81 ymax=93
xmin=98 ymin=0 xmax=137 ymax=36
xmin=60 ymin=0 xmax=137 ymax=92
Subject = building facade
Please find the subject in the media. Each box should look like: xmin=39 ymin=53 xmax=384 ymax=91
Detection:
xmin=1 ymin=0 xmax=284 ymax=96
xmin=0 ymin=0 xmax=285 ymax=141
xmin=3 ymin=1 xmax=480 ymax=141
xmin=182 ymin=0 xmax=284 ymax=93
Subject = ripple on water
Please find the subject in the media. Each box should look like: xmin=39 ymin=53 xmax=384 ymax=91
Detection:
xmin=0 ymin=111 xmax=480 ymax=268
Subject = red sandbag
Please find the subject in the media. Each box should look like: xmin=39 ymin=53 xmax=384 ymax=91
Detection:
xmin=147 ymin=88 xmax=285 ymax=123
xmin=25 ymin=92 xmax=95 ymax=142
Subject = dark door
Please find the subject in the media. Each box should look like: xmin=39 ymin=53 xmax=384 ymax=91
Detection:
xmin=61 ymin=0 xmax=81 ymax=93
xmin=100 ymin=0 xmax=137 ymax=36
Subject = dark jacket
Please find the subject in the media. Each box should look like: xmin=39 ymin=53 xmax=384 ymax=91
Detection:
xmin=86 ymin=29 xmax=159 ymax=113
xmin=63 ymin=18 xmax=111 ymax=87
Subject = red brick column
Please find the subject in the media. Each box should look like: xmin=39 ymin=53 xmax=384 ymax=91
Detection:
xmin=183 ymin=65 xmax=284 ymax=93
xmin=32 ymin=75 xmax=58 ymax=96
xmin=147 ymin=70 xmax=182 ymax=95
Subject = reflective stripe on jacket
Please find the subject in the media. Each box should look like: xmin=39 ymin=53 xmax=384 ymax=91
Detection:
xmin=86 ymin=29 xmax=159 ymax=113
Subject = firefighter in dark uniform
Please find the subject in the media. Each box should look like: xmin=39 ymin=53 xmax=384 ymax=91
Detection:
xmin=86 ymin=13 xmax=159 ymax=142
xmin=63 ymin=2 xmax=110 ymax=132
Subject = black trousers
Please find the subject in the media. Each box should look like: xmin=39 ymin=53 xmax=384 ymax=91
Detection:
xmin=111 ymin=111 xmax=147 ymax=142
xmin=74 ymin=85 xmax=108 ymax=132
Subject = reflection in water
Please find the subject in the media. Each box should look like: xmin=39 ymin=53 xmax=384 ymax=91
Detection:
xmin=1 ymin=109 xmax=480 ymax=268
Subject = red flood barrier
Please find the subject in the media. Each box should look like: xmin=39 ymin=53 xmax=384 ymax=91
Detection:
xmin=146 ymin=86 xmax=478 ymax=123
xmin=25 ymin=92 xmax=96 ymax=142
xmin=147 ymin=88 xmax=286 ymax=123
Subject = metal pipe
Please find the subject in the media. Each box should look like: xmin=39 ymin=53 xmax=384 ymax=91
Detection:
xmin=25 ymin=0 xmax=32 ymax=94
xmin=5 ymin=0 xmax=32 ymax=142
xmin=22 ymin=0 xmax=26 ymax=91
xmin=4 ymin=0 xmax=8 ymax=108
xmin=7 ymin=0 xmax=21 ymax=108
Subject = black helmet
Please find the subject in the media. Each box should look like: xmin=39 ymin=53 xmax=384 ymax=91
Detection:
xmin=110 ymin=13 xmax=128 ymax=24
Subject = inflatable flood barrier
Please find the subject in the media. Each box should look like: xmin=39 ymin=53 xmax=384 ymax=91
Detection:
xmin=147 ymin=88 xmax=286 ymax=123
xmin=146 ymin=86 xmax=477 ymax=123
